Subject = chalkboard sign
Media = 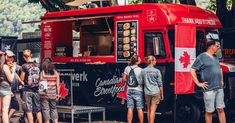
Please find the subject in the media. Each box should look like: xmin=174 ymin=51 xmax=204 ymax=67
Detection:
xmin=116 ymin=21 xmax=138 ymax=62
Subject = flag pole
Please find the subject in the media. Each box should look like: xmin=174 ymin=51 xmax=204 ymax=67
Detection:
xmin=174 ymin=94 xmax=177 ymax=123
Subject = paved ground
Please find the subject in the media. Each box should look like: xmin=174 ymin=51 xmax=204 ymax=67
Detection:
xmin=10 ymin=111 xmax=235 ymax=123
xmin=10 ymin=111 xmax=171 ymax=123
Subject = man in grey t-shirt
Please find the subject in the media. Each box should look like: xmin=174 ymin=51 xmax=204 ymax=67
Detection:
xmin=190 ymin=40 xmax=226 ymax=123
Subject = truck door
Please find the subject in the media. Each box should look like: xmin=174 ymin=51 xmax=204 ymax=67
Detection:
xmin=143 ymin=31 xmax=173 ymax=113
xmin=143 ymin=31 xmax=167 ymax=89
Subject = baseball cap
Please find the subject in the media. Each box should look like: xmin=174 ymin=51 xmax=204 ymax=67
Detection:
xmin=5 ymin=50 xmax=15 ymax=57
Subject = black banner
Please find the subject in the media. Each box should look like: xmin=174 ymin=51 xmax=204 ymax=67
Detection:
xmin=0 ymin=36 xmax=17 ymax=52
xmin=58 ymin=74 xmax=72 ymax=106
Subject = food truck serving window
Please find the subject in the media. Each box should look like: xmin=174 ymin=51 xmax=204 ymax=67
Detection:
xmin=81 ymin=17 xmax=114 ymax=57
xmin=47 ymin=16 xmax=116 ymax=62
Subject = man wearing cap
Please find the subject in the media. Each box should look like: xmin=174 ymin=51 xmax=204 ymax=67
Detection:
xmin=190 ymin=40 xmax=226 ymax=123
xmin=20 ymin=49 xmax=42 ymax=123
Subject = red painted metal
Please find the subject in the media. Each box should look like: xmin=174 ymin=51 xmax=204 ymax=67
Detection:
xmin=41 ymin=4 xmax=222 ymax=63
xmin=42 ymin=4 xmax=222 ymax=28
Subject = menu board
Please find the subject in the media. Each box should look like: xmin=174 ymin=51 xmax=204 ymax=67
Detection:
xmin=116 ymin=21 xmax=138 ymax=62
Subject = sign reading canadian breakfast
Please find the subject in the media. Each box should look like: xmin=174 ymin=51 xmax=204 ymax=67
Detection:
xmin=116 ymin=20 xmax=138 ymax=62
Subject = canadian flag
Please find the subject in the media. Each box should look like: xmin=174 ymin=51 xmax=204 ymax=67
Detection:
xmin=175 ymin=24 xmax=196 ymax=94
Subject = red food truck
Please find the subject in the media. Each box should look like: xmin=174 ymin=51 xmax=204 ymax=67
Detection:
xmin=40 ymin=3 xmax=235 ymax=123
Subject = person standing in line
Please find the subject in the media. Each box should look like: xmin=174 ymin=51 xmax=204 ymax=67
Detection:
xmin=20 ymin=49 xmax=42 ymax=123
xmin=0 ymin=50 xmax=4 ymax=123
xmin=8 ymin=53 xmax=24 ymax=120
xmin=122 ymin=54 xmax=144 ymax=123
xmin=40 ymin=57 xmax=60 ymax=123
xmin=190 ymin=40 xmax=226 ymax=123
xmin=0 ymin=50 xmax=20 ymax=123
xmin=141 ymin=56 xmax=163 ymax=123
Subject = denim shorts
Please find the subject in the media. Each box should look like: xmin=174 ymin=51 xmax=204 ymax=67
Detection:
xmin=127 ymin=89 xmax=144 ymax=109
xmin=203 ymin=89 xmax=225 ymax=113
xmin=0 ymin=90 xmax=11 ymax=97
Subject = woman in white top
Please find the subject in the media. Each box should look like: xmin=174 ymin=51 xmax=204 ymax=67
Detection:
xmin=122 ymin=54 xmax=144 ymax=123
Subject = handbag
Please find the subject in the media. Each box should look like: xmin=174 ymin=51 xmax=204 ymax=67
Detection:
xmin=39 ymin=80 xmax=48 ymax=95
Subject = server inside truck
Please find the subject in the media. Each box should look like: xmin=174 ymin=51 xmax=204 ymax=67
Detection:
xmin=80 ymin=17 xmax=114 ymax=56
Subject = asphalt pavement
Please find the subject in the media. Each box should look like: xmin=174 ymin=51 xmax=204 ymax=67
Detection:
xmin=10 ymin=111 xmax=235 ymax=123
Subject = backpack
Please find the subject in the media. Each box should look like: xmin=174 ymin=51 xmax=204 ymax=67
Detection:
xmin=127 ymin=67 xmax=139 ymax=87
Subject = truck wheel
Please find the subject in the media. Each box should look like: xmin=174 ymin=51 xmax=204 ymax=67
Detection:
xmin=176 ymin=100 xmax=201 ymax=123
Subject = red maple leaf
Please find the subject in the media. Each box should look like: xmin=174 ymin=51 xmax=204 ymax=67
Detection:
xmin=116 ymin=80 xmax=128 ymax=105
xmin=179 ymin=51 xmax=191 ymax=68
xmin=60 ymin=81 xmax=69 ymax=99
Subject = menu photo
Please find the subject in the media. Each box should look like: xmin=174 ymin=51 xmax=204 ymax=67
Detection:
xmin=116 ymin=20 xmax=138 ymax=62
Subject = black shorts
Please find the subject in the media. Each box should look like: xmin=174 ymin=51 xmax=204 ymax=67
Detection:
xmin=10 ymin=95 xmax=19 ymax=110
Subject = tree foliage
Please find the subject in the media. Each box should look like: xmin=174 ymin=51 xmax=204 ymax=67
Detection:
xmin=142 ymin=0 xmax=172 ymax=3
xmin=28 ymin=0 xmax=69 ymax=12
xmin=207 ymin=0 xmax=216 ymax=11
xmin=179 ymin=0 xmax=196 ymax=5
xmin=0 ymin=0 xmax=45 ymax=38
xmin=216 ymin=0 xmax=234 ymax=28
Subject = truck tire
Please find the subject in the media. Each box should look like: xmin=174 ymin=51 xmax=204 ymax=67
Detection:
xmin=176 ymin=100 xmax=201 ymax=123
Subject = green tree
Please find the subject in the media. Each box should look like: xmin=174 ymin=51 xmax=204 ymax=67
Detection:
xmin=216 ymin=0 xmax=234 ymax=28
xmin=0 ymin=0 xmax=45 ymax=38
xmin=142 ymin=0 xmax=172 ymax=3
xmin=28 ymin=0 xmax=69 ymax=12
xmin=179 ymin=0 xmax=196 ymax=5
xmin=207 ymin=0 xmax=216 ymax=11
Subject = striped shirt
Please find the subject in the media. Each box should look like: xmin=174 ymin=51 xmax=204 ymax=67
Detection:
xmin=40 ymin=70 xmax=59 ymax=99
